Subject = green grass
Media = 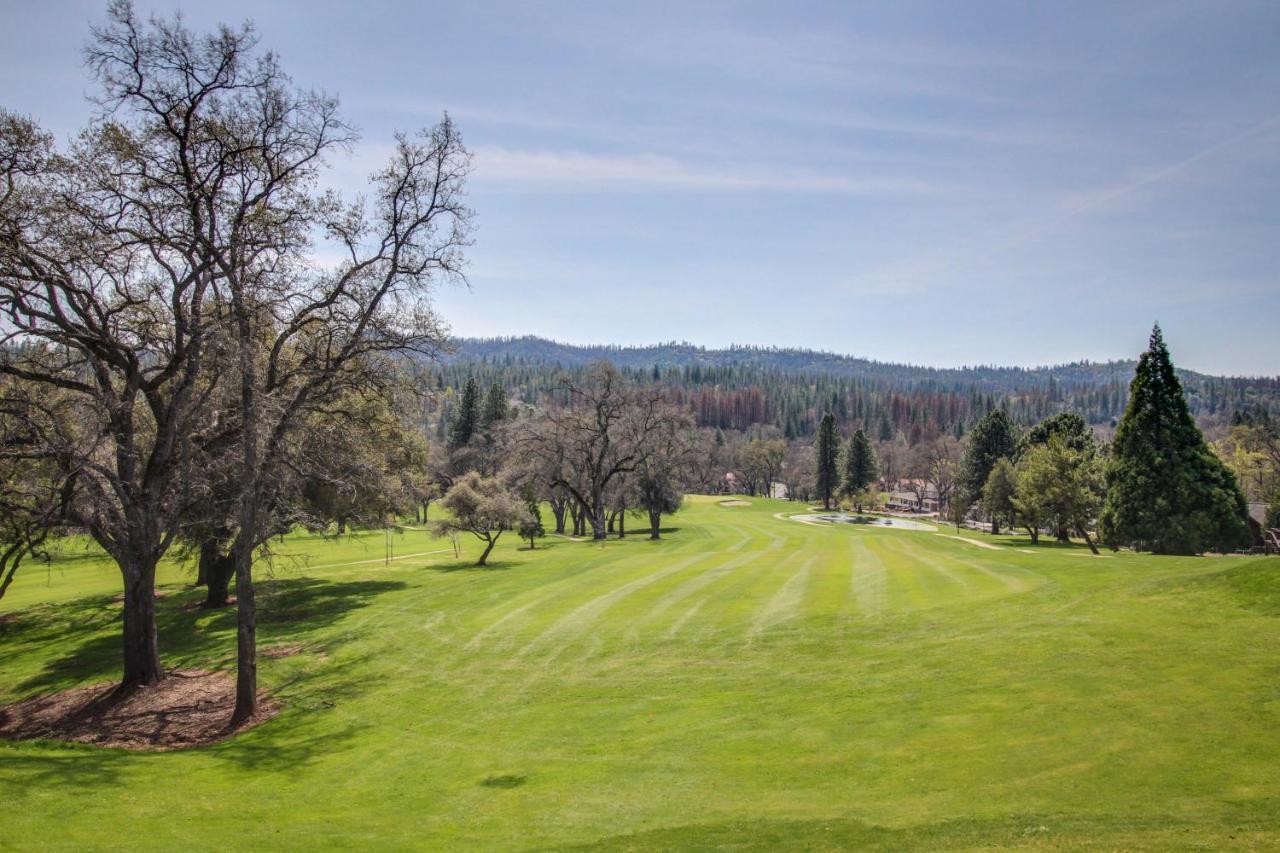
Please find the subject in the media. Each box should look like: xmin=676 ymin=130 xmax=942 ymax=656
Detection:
xmin=2 ymin=496 xmax=1278 ymax=850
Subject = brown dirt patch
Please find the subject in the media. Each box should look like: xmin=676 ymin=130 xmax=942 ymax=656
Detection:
xmin=718 ymin=499 xmax=752 ymax=507
xmin=0 ymin=669 xmax=277 ymax=751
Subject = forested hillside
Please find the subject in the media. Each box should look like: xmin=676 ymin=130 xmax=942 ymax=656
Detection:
xmin=430 ymin=336 xmax=1280 ymax=441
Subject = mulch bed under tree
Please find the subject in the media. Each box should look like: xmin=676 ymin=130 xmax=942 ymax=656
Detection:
xmin=0 ymin=670 xmax=277 ymax=750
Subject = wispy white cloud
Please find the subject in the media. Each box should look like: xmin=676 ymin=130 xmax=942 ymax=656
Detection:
xmin=470 ymin=145 xmax=949 ymax=194
xmin=841 ymin=112 xmax=1280 ymax=293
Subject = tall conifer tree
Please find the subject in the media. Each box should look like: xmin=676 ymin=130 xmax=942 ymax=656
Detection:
xmin=1099 ymin=326 xmax=1251 ymax=554
xmin=448 ymin=377 xmax=481 ymax=449
xmin=959 ymin=408 xmax=1016 ymax=504
xmin=815 ymin=413 xmax=839 ymax=510
xmin=481 ymin=381 xmax=508 ymax=429
xmin=842 ymin=429 xmax=878 ymax=509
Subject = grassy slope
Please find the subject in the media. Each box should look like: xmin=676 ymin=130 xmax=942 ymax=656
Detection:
xmin=1 ymin=497 xmax=1278 ymax=850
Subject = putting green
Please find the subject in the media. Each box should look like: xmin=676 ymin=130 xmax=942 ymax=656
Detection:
xmin=1 ymin=495 xmax=1278 ymax=849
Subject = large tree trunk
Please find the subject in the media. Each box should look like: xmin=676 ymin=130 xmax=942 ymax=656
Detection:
xmin=1077 ymin=525 xmax=1100 ymax=556
xmin=200 ymin=542 xmax=236 ymax=609
xmin=649 ymin=509 xmax=661 ymax=540
xmin=477 ymin=533 xmax=499 ymax=566
xmin=231 ymin=298 xmax=261 ymax=727
xmin=550 ymin=497 xmax=567 ymax=534
xmin=991 ymin=517 xmax=1001 ymax=536
xmin=1027 ymin=526 xmax=1040 ymax=545
xmin=618 ymin=509 xmax=626 ymax=539
xmin=120 ymin=557 xmax=164 ymax=687
xmin=231 ymin=541 xmax=257 ymax=724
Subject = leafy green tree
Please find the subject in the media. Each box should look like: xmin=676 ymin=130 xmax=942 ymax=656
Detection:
xmin=1014 ymin=436 xmax=1104 ymax=552
xmin=981 ymin=457 xmax=1018 ymax=536
xmin=449 ymin=377 xmax=481 ymax=449
xmin=959 ymin=408 xmax=1016 ymax=505
xmin=1099 ymin=326 xmax=1251 ymax=554
xmin=519 ymin=482 xmax=545 ymax=549
xmin=815 ymin=413 xmax=839 ymax=509
xmin=433 ymin=472 xmax=525 ymax=566
xmin=841 ymin=429 xmax=878 ymax=510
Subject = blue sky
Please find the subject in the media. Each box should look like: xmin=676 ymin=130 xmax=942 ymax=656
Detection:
xmin=4 ymin=2 xmax=1279 ymax=374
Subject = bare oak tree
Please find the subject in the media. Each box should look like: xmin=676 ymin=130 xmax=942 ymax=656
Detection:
xmin=2 ymin=5 xmax=471 ymax=719
xmin=523 ymin=364 xmax=667 ymax=540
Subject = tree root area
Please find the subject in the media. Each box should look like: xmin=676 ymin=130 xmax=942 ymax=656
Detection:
xmin=0 ymin=669 xmax=276 ymax=750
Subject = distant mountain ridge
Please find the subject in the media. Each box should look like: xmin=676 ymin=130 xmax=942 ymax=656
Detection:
xmin=433 ymin=336 xmax=1277 ymax=435
xmin=447 ymin=335 xmax=1266 ymax=387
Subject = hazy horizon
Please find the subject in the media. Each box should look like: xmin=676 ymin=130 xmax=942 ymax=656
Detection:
xmin=453 ymin=331 xmax=1280 ymax=378
xmin=4 ymin=1 xmax=1278 ymax=374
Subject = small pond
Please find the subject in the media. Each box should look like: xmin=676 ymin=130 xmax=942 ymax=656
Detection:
xmin=790 ymin=513 xmax=937 ymax=531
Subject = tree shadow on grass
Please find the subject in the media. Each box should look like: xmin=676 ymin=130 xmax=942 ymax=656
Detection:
xmin=429 ymin=559 xmax=517 ymax=573
xmin=7 ymin=578 xmax=407 ymax=699
xmin=0 ymin=740 xmax=129 ymax=790
xmin=2 ymin=577 xmax=409 ymax=774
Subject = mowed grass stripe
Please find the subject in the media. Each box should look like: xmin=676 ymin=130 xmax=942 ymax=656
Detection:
xmin=848 ymin=534 xmax=889 ymax=617
xmin=692 ymin=545 xmax=814 ymax=643
xmin=469 ymin=543 xmax=709 ymax=651
xmin=917 ymin=537 xmax=1049 ymax=595
xmin=747 ymin=554 xmax=817 ymax=640
xmin=513 ymin=552 xmax=716 ymax=660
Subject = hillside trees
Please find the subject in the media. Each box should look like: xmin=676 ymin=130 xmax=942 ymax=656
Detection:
xmin=1099 ymin=327 xmax=1250 ymax=554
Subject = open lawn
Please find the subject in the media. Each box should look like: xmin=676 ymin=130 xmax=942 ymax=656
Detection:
xmin=2 ymin=497 xmax=1278 ymax=849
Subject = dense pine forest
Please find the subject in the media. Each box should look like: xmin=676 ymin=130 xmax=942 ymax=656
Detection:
xmin=428 ymin=336 xmax=1280 ymax=441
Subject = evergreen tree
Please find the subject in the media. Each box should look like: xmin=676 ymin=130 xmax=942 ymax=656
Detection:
xmin=1099 ymin=326 xmax=1251 ymax=554
xmin=841 ymin=429 xmax=878 ymax=510
xmin=959 ymin=408 xmax=1016 ymax=504
xmin=878 ymin=411 xmax=894 ymax=442
xmin=448 ymin=376 xmax=480 ymax=449
xmin=981 ymin=457 xmax=1018 ymax=535
xmin=1017 ymin=411 xmax=1094 ymax=460
xmin=815 ymin=413 xmax=839 ymax=510
xmin=481 ymin=381 xmax=508 ymax=429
